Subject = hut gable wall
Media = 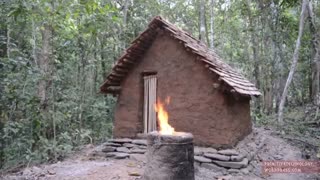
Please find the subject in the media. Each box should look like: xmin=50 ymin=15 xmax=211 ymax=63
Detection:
xmin=113 ymin=31 xmax=251 ymax=147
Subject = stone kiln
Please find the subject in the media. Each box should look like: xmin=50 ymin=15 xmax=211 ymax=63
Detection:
xmin=143 ymin=131 xmax=194 ymax=180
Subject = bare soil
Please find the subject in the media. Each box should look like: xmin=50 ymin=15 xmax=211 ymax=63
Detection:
xmin=2 ymin=127 xmax=319 ymax=180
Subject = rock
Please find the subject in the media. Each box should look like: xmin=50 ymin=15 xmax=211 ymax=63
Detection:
xmin=47 ymin=170 xmax=56 ymax=175
xmin=201 ymin=163 xmax=225 ymax=171
xmin=230 ymin=154 xmax=245 ymax=162
xmin=247 ymin=164 xmax=254 ymax=172
xmin=217 ymin=175 xmax=232 ymax=180
xmin=109 ymin=138 xmax=132 ymax=143
xmin=123 ymin=143 xmax=136 ymax=148
xmin=103 ymin=142 xmax=122 ymax=147
xmin=116 ymin=147 xmax=130 ymax=153
xmin=31 ymin=166 xmax=43 ymax=174
xmin=114 ymin=153 xmax=130 ymax=159
xmin=203 ymin=147 xmax=218 ymax=154
xmin=2 ymin=176 xmax=23 ymax=180
xmin=194 ymin=148 xmax=203 ymax=156
xmin=90 ymin=150 xmax=106 ymax=157
xmin=212 ymin=172 xmax=225 ymax=179
xmin=128 ymin=171 xmax=141 ymax=176
xmin=102 ymin=146 xmax=116 ymax=153
xmin=273 ymin=154 xmax=283 ymax=160
xmin=139 ymin=145 xmax=147 ymax=149
xmin=132 ymin=139 xmax=147 ymax=146
xmin=213 ymin=158 xmax=248 ymax=169
xmin=218 ymin=149 xmax=239 ymax=156
xmin=228 ymin=168 xmax=240 ymax=174
xmin=130 ymin=154 xmax=146 ymax=162
xmin=105 ymin=152 xmax=117 ymax=157
xmin=204 ymin=153 xmax=230 ymax=161
xmin=126 ymin=162 xmax=136 ymax=167
xmin=222 ymin=171 xmax=228 ymax=175
xmin=195 ymin=147 xmax=217 ymax=154
xmin=130 ymin=148 xmax=146 ymax=154
xmin=240 ymin=168 xmax=249 ymax=175
xmin=247 ymin=152 xmax=255 ymax=161
xmin=194 ymin=156 xmax=212 ymax=163
xmin=22 ymin=168 xmax=32 ymax=176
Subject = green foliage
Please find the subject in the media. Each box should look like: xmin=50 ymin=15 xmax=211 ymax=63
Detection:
xmin=0 ymin=0 xmax=119 ymax=170
xmin=0 ymin=0 xmax=319 ymax=171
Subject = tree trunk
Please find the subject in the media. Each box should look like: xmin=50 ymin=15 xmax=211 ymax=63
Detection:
xmin=275 ymin=31 xmax=286 ymax=112
xmin=270 ymin=0 xmax=282 ymax=113
xmin=307 ymin=1 xmax=320 ymax=103
xmin=0 ymin=24 xmax=7 ymax=58
xmin=100 ymin=39 xmax=107 ymax=79
xmin=123 ymin=0 xmax=129 ymax=27
xmin=6 ymin=23 xmax=10 ymax=59
xmin=245 ymin=0 xmax=261 ymax=112
xmin=32 ymin=17 xmax=37 ymax=66
xmin=93 ymin=38 xmax=98 ymax=95
xmin=121 ymin=0 xmax=130 ymax=49
xmin=264 ymin=85 xmax=273 ymax=114
xmin=37 ymin=24 xmax=53 ymax=112
xmin=77 ymin=35 xmax=86 ymax=138
xmin=278 ymin=0 xmax=308 ymax=123
xmin=199 ymin=0 xmax=206 ymax=43
xmin=209 ymin=0 xmax=214 ymax=48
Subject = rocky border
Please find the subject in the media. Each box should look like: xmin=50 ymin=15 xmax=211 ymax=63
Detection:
xmin=193 ymin=147 xmax=252 ymax=176
xmin=91 ymin=138 xmax=255 ymax=176
xmin=90 ymin=138 xmax=148 ymax=160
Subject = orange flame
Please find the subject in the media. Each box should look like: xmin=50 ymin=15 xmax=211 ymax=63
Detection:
xmin=154 ymin=97 xmax=175 ymax=135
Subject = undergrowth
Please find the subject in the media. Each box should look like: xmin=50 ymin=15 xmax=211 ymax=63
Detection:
xmin=253 ymin=104 xmax=320 ymax=159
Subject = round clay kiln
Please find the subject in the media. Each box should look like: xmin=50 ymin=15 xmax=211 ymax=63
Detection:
xmin=143 ymin=131 xmax=194 ymax=180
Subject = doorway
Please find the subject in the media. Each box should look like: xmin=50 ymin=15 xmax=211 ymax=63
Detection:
xmin=143 ymin=74 xmax=157 ymax=133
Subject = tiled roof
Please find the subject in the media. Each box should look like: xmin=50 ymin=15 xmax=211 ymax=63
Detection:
xmin=100 ymin=16 xmax=261 ymax=97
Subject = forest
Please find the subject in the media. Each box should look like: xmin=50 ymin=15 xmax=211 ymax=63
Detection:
xmin=0 ymin=0 xmax=320 ymax=175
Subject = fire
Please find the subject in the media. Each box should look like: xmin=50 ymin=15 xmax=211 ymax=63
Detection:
xmin=154 ymin=97 xmax=175 ymax=135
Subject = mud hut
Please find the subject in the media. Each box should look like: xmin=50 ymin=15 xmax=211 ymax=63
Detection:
xmin=100 ymin=16 xmax=261 ymax=148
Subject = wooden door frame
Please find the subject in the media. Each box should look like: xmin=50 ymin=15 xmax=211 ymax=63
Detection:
xmin=142 ymin=71 xmax=157 ymax=134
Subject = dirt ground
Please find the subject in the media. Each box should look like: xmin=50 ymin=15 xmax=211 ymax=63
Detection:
xmin=2 ymin=127 xmax=319 ymax=180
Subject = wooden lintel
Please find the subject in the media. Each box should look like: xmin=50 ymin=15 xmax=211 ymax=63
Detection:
xmin=141 ymin=70 xmax=157 ymax=76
